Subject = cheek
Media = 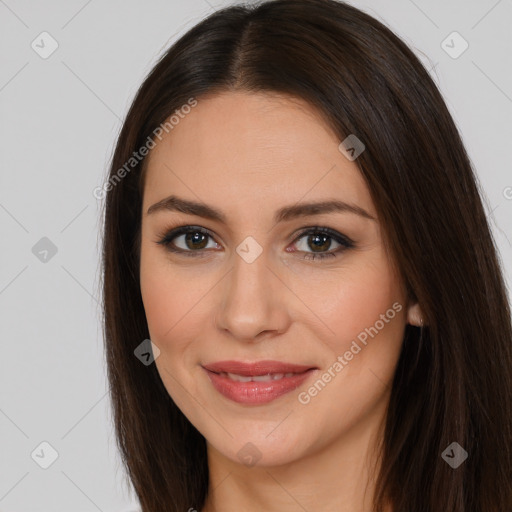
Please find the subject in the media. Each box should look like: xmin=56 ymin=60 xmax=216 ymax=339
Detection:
xmin=295 ymin=250 xmax=405 ymax=354
xmin=140 ymin=247 xmax=196 ymax=350
xmin=331 ymin=270 xmax=402 ymax=348
xmin=296 ymin=256 xmax=406 ymax=429
xmin=140 ymin=258 xmax=173 ymax=341
xmin=140 ymin=245 xmax=220 ymax=379
xmin=140 ymin=258 xmax=206 ymax=408
xmin=302 ymin=253 xmax=406 ymax=420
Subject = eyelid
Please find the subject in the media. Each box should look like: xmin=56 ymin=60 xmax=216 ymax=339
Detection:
xmin=155 ymin=224 xmax=355 ymax=258
xmin=155 ymin=225 xmax=220 ymax=250
xmin=291 ymin=225 xmax=354 ymax=246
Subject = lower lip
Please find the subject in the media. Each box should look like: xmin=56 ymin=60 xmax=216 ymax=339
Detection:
xmin=203 ymin=368 xmax=316 ymax=405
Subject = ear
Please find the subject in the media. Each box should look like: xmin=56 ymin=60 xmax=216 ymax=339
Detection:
xmin=406 ymin=302 xmax=425 ymax=327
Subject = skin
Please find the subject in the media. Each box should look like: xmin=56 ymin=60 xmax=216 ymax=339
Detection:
xmin=139 ymin=91 xmax=423 ymax=512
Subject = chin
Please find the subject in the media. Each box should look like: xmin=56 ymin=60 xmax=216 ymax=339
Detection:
xmin=205 ymin=422 xmax=315 ymax=469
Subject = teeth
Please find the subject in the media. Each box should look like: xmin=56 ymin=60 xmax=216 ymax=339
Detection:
xmin=226 ymin=372 xmax=252 ymax=382
xmin=222 ymin=372 xmax=298 ymax=382
xmin=253 ymin=373 xmax=283 ymax=382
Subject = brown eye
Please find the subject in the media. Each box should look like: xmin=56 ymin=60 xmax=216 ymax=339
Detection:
xmin=156 ymin=225 xmax=355 ymax=261
xmin=157 ymin=226 xmax=219 ymax=254
xmin=181 ymin=231 xmax=209 ymax=250
xmin=291 ymin=227 xmax=354 ymax=261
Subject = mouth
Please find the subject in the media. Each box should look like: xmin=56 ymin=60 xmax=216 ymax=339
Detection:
xmin=202 ymin=359 xmax=316 ymax=376
xmin=202 ymin=360 xmax=318 ymax=405
xmin=213 ymin=371 xmax=305 ymax=382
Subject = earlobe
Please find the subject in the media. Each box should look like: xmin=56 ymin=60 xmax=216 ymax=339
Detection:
xmin=407 ymin=302 xmax=425 ymax=327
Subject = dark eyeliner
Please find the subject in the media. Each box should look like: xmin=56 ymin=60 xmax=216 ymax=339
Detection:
xmin=156 ymin=224 xmax=355 ymax=260
xmin=156 ymin=225 xmax=215 ymax=255
xmin=291 ymin=226 xmax=355 ymax=261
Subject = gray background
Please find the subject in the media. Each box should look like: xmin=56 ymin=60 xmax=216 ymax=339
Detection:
xmin=1 ymin=0 xmax=511 ymax=510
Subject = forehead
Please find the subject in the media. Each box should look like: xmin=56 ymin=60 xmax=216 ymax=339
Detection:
xmin=142 ymin=91 xmax=375 ymax=220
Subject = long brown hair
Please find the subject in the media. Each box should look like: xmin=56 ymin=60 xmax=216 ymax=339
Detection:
xmin=100 ymin=1 xmax=512 ymax=510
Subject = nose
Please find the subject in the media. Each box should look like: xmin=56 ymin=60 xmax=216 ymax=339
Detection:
xmin=214 ymin=247 xmax=291 ymax=343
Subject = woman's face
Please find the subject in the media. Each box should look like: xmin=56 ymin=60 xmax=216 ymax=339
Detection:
xmin=139 ymin=91 xmax=410 ymax=467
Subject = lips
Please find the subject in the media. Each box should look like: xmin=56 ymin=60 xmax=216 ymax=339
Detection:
xmin=202 ymin=360 xmax=318 ymax=405
xmin=202 ymin=360 xmax=315 ymax=376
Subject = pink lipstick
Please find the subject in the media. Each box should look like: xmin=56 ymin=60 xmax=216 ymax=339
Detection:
xmin=202 ymin=360 xmax=317 ymax=405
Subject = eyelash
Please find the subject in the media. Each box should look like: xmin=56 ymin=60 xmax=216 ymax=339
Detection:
xmin=156 ymin=225 xmax=355 ymax=261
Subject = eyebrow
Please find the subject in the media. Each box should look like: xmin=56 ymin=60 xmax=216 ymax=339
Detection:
xmin=146 ymin=195 xmax=376 ymax=223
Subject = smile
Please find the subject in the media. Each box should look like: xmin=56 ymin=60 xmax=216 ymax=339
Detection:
xmin=202 ymin=362 xmax=317 ymax=405
xmin=219 ymin=371 xmax=300 ymax=382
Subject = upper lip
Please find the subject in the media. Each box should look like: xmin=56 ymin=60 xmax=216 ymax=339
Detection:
xmin=202 ymin=360 xmax=316 ymax=376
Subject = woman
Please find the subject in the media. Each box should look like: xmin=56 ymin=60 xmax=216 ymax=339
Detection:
xmin=100 ymin=0 xmax=512 ymax=510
